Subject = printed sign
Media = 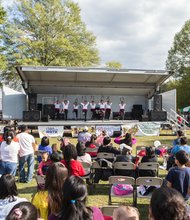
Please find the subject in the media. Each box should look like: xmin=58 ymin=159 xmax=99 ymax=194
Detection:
xmin=96 ymin=126 xmax=121 ymax=137
xmin=38 ymin=126 xmax=64 ymax=138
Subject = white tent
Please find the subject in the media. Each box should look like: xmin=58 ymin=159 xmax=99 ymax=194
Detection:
xmin=183 ymin=106 xmax=190 ymax=112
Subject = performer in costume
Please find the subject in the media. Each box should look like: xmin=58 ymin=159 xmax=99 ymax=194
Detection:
xmin=73 ymin=100 xmax=79 ymax=120
xmin=90 ymin=98 xmax=96 ymax=119
xmin=105 ymin=99 xmax=112 ymax=120
xmin=54 ymin=100 xmax=60 ymax=119
xmin=99 ymin=99 xmax=105 ymax=120
xmin=119 ymin=99 xmax=126 ymax=120
xmin=61 ymin=99 xmax=70 ymax=121
xmin=81 ymin=99 xmax=89 ymax=121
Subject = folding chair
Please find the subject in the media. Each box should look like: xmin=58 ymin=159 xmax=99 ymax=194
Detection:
xmin=113 ymin=162 xmax=136 ymax=178
xmin=108 ymin=176 xmax=136 ymax=205
xmin=97 ymin=152 xmax=115 ymax=162
xmin=138 ymin=162 xmax=159 ymax=177
xmin=81 ymin=161 xmax=92 ymax=184
xmin=86 ymin=147 xmax=98 ymax=160
xmin=135 ymin=177 xmax=163 ymax=206
xmin=101 ymin=206 xmax=119 ymax=217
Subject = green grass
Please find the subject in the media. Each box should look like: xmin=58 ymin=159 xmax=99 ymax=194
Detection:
xmin=16 ymin=134 xmax=189 ymax=220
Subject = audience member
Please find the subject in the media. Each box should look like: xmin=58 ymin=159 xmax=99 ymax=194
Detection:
xmin=61 ymin=144 xmax=85 ymax=176
xmin=114 ymin=132 xmax=137 ymax=147
xmin=37 ymin=151 xmax=52 ymax=176
xmin=166 ymin=150 xmax=190 ymax=200
xmin=138 ymin=146 xmax=158 ymax=177
xmin=78 ymin=126 xmax=91 ymax=144
xmin=0 ymin=174 xmax=27 ymax=220
xmin=17 ymin=125 xmax=37 ymax=183
xmin=49 ymin=176 xmax=104 ymax=220
xmin=149 ymin=187 xmax=188 ymax=220
xmin=38 ymin=136 xmax=52 ymax=163
xmin=173 ymin=130 xmax=184 ymax=147
xmin=76 ymin=142 xmax=92 ymax=175
xmin=32 ymin=163 xmax=68 ymax=220
xmin=0 ymin=130 xmax=20 ymax=176
xmin=6 ymin=202 xmax=38 ymax=220
xmin=86 ymin=134 xmax=99 ymax=157
xmin=96 ymin=130 xmax=107 ymax=146
xmin=171 ymin=136 xmax=190 ymax=155
xmin=51 ymin=143 xmax=62 ymax=159
xmin=113 ymin=206 xmax=140 ymax=220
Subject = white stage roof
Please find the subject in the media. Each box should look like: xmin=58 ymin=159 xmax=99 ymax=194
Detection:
xmin=16 ymin=66 xmax=173 ymax=98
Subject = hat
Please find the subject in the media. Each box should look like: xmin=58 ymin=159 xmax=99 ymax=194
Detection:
xmin=154 ymin=140 xmax=161 ymax=148
xmin=84 ymin=126 xmax=88 ymax=131
xmin=119 ymin=143 xmax=132 ymax=151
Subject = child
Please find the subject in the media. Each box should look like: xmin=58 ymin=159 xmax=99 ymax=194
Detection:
xmin=6 ymin=202 xmax=38 ymax=220
xmin=113 ymin=206 xmax=140 ymax=220
xmin=166 ymin=150 xmax=190 ymax=200
xmin=37 ymin=151 xmax=52 ymax=176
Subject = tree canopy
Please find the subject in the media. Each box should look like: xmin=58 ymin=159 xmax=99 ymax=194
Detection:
xmin=0 ymin=0 xmax=100 ymax=84
xmin=105 ymin=61 xmax=122 ymax=69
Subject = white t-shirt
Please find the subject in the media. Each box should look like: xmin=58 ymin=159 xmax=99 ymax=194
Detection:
xmin=16 ymin=132 xmax=35 ymax=157
xmin=0 ymin=141 xmax=20 ymax=163
xmin=99 ymin=103 xmax=106 ymax=109
xmin=73 ymin=104 xmax=79 ymax=110
xmin=62 ymin=101 xmax=70 ymax=110
xmin=90 ymin=103 xmax=96 ymax=109
xmin=119 ymin=103 xmax=126 ymax=110
xmin=81 ymin=102 xmax=89 ymax=110
xmin=105 ymin=103 xmax=112 ymax=109
xmin=77 ymin=153 xmax=92 ymax=174
xmin=54 ymin=102 xmax=60 ymax=109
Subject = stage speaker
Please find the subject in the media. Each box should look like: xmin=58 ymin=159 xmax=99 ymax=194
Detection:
xmin=153 ymin=95 xmax=162 ymax=111
xmin=44 ymin=104 xmax=55 ymax=119
xmin=23 ymin=111 xmax=40 ymax=122
xmin=132 ymin=109 xmax=143 ymax=121
xmin=37 ymin=103 xmax=43 ymax=111
xmin=149 ymin=110 xmax=167 ymax=121
xmin=133 ymin=105 xmax=143 ymax=110
xmin=28 ymin=93 xmax=37 ymax=110
xmin=41 ymin=115 xmax=49 ymax=122
xmin=124 ymin=112 xmax=132 ymax=120
xmin=113 ymin=112 xmax=120 ymax=120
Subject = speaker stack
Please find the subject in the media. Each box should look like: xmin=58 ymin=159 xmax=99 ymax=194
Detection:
xmin=28 ymin=93 xmax=37 ymax=110
xmin=23 ymin=111 xmax=40 ymax=122
xmin=132 ymin=105 xmax=143 ymax=121
xmin=149 ymin=95 xmax=167 ymax=121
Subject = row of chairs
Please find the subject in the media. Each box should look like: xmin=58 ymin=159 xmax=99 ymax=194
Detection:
xmin=108 ymin=176 xmax=163 ymax=206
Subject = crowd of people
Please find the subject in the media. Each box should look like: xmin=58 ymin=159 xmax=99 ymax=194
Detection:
xmin=0 ymin=124 xmax=190 ymax=219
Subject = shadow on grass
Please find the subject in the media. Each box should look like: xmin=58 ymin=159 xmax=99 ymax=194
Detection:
xmin=137 ymin=203 xmax=149 ymax=220
xmin=18 ymin=185 xmax=37 ymax=195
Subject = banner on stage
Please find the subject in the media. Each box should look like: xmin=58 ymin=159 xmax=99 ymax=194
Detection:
xmin=96 ymin=126 xmax=121 ymax=137
xmin=71 ymin=126 xmax=96 ymax=137
xmin=38 ymin=126 xmax=64 ymax=138
xmin=121 ymin=122 xmax=160 ymax=136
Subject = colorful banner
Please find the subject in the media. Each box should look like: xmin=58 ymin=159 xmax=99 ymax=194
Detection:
xmin=121 ymin=122 xmax=160 ymax=136
xmin=38 ymin=126 xmax=64 ymax=138
xmin=96 ymin=125 xmax=121 ymax=137
xmin=71 ymin=126 xmax=96 ymax=137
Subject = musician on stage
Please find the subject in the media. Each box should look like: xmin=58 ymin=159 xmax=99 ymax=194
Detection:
xmin=54 ymin=100 xmax=60 ymax=119
xmin=105 ymin=99 xmax=112 ymax=120
xmin=99 ymin=99 xmax=106 ymax=120
xmin=119 ymin=99 xmax=126 ymax=120
xmin=61 ymin=99 xmax=70 ymax=121
xmin=81 ymin=99 xmax=89 ymax=121
xmin=73 ymin=100 xmax=79 ymax=120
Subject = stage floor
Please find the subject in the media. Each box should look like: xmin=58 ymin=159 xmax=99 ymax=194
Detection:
xmin=18 ymin=119 xmax=139 ymax=127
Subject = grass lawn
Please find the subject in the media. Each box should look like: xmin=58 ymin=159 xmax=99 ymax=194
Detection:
xmin=16 ymin=133 xmax=189 ymax=220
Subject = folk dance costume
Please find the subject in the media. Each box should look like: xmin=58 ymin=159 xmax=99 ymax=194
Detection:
xmin=73 ymin=103 xmax=79 ymax=119
xmin=119 ymin=102 xmax=126 ymax=120
xmin=90 ymin=101 xmax=96 ymax=119
xmin=61 ymin=100 xmax=70 ymax=121
xmin=99 ymin=101 xmax=106 ymax=120
xmin=105 ymin=101 xmax=112 ymax=120
xmin=54 ymin=101 xmax=60 ymax=119
xmin=81 ymin=102 xmax=89 ymax=121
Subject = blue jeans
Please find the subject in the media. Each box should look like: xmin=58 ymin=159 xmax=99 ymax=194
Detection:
xmin=0 ymin=161 xmax=17 ymax=176
xmin=19 ymin=154 xmax=34 ymax=182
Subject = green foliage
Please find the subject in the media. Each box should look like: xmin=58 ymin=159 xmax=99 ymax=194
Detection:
xmin=166 ymin=20 xmax=190 ymax=77
xmin=1 ymin=0 xmax=100 ymax=85
xmin=105 ymin=61 xmax=122 ymax=69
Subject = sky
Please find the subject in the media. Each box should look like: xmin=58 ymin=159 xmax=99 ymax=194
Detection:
xmin=2 ymin=0 xmax=190 ymax=70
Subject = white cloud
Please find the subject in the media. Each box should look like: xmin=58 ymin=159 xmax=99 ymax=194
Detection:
xmin=75 ymin=0 xmax=190 ymax=69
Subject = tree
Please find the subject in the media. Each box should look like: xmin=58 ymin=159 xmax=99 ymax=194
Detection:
xmin=105 ymin=61 xmax=122 ymax=69
xmin=166 ymin=20 xmax=190 ymax=78
xmin=0 ymin=4 xmax=7 ymax=71
xmin=1 ymin=0 xmax=100 ymax=84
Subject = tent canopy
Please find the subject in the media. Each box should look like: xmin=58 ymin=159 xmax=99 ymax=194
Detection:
xmin=16 ymin=66 xmax=173 ymax=98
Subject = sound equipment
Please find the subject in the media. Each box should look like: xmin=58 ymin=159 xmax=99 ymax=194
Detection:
xmin=23 ymin=111 xmax=40 ymax=122
xmin=28 ymin=93 xmax=37 ymax=110
xmin=149 ymin=110 xmax=167 ymax=121
xmin=153 ymin=95 xmax=162 ymax=111
xmin=41 ymin=115 xmax=50 ymax=122
xmin=133 ymin=105 xmax=143 ymax=110
xmin=124 ymin=112 xmax=132 ymax=120
xmin=44 ymin=104 xmax=55 ymax=119
xmin=113 ymin=112 xmax=120 ymax=120
xmin=37 ymin=103 xmax=43 ymax=111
